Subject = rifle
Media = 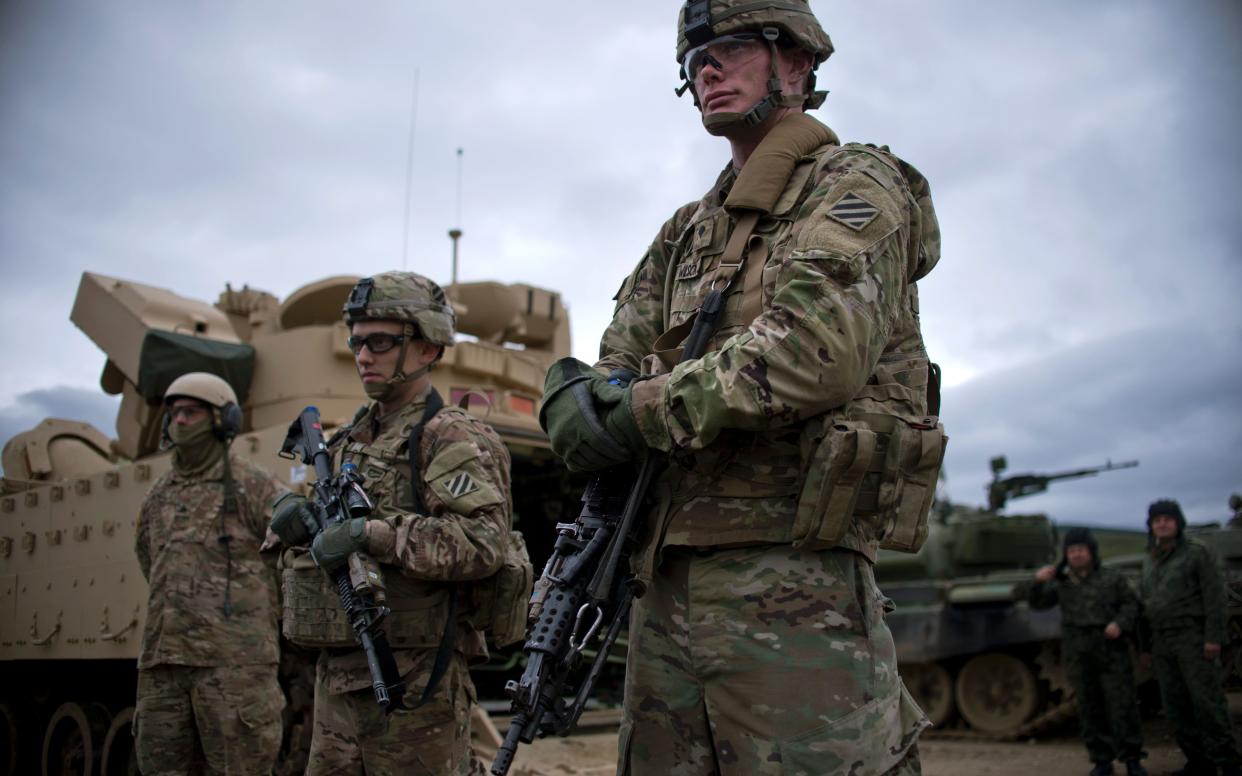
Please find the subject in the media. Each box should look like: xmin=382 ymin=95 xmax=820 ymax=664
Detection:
xmin=490 ymin=289 xmax=728 ymax=776
xmin=279 ymin=405 xmax=409 ymax=713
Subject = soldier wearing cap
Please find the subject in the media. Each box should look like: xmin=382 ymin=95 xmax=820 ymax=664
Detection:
xmin=1030 ymin=527 xmax=1146 ymax=776
xmin=1138 ymin=499 xmax=1240 ymax=776
xmin=539 ymin=1 xmax=944 ymax=772
xmin=270 ymin=271 xmax=514 ymax=775
xmin=134 ymin=372 xmax=288 ymax=775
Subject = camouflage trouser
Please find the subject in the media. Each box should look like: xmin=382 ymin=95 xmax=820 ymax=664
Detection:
xmin=306 ymin=651 xmax=484 ymax=775
xmin=134 ymin=663 xmax=284 ymax=776
xmin=1151 ymin=627 xmax=1242 ymax=769
xmin=619 ymin=545 xmax=928 ymax=776
xmin=1062 ymin=629 xmax=1143 ymax=763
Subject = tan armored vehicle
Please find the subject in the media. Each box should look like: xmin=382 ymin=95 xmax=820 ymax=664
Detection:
xmin=0 ymin=271 xmax=574 ymax=775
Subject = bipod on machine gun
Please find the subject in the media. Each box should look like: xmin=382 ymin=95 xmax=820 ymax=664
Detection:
xmin=490 ymin=286 xmax=730 ymax=775
xmin=279 ymin=405 xmax=409 ymax=713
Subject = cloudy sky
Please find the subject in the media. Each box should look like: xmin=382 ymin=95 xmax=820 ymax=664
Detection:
xmin=1 ymin=1 xmax=1239 ymax=528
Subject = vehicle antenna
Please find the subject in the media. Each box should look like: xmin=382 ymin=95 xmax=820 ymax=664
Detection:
xmin=449 ymin=147 xmax=463 ymax=285
xmin=401 ymin=68 xmax=420 ymax=270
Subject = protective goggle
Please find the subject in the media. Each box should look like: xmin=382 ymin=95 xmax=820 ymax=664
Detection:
xmin=347 ymin=332 xmax=407 ymax=354
xmin=684 ymin=33 xmax=768 ymax=81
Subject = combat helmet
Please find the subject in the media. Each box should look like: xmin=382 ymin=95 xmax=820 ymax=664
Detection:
xmin=343 ymin=271 xmax=456 ymax=391
xmin=163 ymin=371 xmax=242 ymax=441
xmin=676 ymin=0 xmax=834 ymax=133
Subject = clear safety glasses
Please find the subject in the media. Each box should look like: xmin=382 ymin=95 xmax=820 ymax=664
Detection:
xmin=684 ymin=33 xmax=768 ymax=81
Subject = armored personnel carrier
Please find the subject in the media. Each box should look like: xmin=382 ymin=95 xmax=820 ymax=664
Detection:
xmin=0 ymin=271 xmax=575 ymax=776
xmin=876 ymin=456 xmax=1143 ymax=736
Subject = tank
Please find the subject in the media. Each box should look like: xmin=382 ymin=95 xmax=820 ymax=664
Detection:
xmin=0 ymin=271 xmax=578 ymax=776
xmin=876 ymin=456 xmax=1144 ymax=737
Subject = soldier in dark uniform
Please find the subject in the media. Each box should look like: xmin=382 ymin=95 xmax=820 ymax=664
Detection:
xmin=1138 ymin=499 xmax=1241 ymax=776
xmin=1030 ymin=527 xmax=1145 ymax=776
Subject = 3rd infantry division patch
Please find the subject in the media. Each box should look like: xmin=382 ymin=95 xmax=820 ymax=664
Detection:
xmin=827 ymin=191 xmax=880 ymax=231
xmin=445 ymin=471 xmax=478 ymax=498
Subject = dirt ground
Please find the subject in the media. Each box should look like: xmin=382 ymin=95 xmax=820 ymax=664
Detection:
xmin=489 ymin=692 xmax=1242 ymax=776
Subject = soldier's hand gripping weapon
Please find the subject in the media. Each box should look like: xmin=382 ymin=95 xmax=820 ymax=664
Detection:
xmin=490 ymin=289 xmax=728 ymax=776
xmin=280 ymin=405 xmax=409 ymax=713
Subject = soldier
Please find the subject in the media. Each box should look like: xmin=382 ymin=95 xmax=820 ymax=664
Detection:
xmin=1138 ymin=499 xmax=1241 ymax=776
xmin=539 ymin=1 xmax=943 ymax=772
xmin=1228 ymin=493 xmax=1241 ymax=528
xmin=269 ymin=271 xmax=516 ymax=775
xmin=1029 ymin=527 xmax=1145 ymax=776
xmin=134 ymin=372 xmax=287 ymax=775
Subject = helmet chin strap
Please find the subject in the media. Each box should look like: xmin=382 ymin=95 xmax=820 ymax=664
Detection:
xmin=685 ymin=31 xmax=826 ymax=136
xmin=365 ymin=323 xmax=433 ymax=401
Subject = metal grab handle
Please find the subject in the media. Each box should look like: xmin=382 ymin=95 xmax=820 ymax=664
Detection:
xmin=100 ymin=617 xmax=138 ymax=642
xmin=31 ymin=621 xmax=61 ymax=646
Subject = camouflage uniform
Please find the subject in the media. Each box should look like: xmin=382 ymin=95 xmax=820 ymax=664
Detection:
xmin=305 ymin=395 xmax=509 ymax=776
xmin=598 ymin=115 xmax=938 ymax=775
xmin=1139 ymin=536 xmax=1241 ymax=772
xmin=1028 ymin=565 xmax=1143 ymax=764
xmin=134 ymin=454 xmax=287 ymax=775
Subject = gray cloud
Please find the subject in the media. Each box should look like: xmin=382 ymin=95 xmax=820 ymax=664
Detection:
xmin=0 ymin=387 xmax=120 ymax=476
xmin=941 ymin=321 xmax=1242 ymax=528
xmin=1 ymin=1 xmax=1239 ymax=523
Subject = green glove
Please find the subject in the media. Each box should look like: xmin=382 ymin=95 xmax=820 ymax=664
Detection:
xmin=310 ymin=517 xmax=369 ymax=571
xmin=539 ymin=357 xmax=646 ymax=472
xmin=270 ymin=493 xmax=319 ymax=546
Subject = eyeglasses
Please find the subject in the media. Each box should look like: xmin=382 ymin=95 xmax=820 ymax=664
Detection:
xmin=684 ymin=33 xmax=767 ymax=81
xmin=167 ymin=404 xmax=210 ymax=422
xmin=347 ymin=332 xmax=406 ymax=355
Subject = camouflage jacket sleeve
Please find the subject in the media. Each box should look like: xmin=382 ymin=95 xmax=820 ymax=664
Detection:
xmin=1111 ymin=570 xmax=1141 ymax=634
xmin=598 ymin=201 xmax=702 ymax=376
xmin=1194 ymin=543 xmax=1227 ymax=645
xmin=626 ymin=149 xmax=922 ymax=453
xmin=1026 ymin=579 xmax=1059 ymax=610
xmin=368 ymin=411 xmax=512 ymax=582
xmin=236 ymin=459 xmax=289 ymax=543
xmin=135 ymin=488 xmax=156 ymax=582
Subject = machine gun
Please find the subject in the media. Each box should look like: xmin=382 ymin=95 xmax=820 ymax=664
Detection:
xmin=490 ymin=287 xmax=730 ymax=776
xmin=279 ymin=405 xmax=409 ymax=712
xmin=986 ymin=456 xmax=1139 ymax=512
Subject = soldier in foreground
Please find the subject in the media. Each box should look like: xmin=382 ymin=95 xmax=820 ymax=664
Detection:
xmin=1029 ymin=527 xmax=1145 ymax=776
xmin=134 ymin=372 xmax=287 ymax=775
xmin=270 ymin=272 xmax=516 ymax=775
xmin=1139 ymin=499 xmax=1241 ymax=776
xmin=539 ymin=1 xmax=944 ymax=772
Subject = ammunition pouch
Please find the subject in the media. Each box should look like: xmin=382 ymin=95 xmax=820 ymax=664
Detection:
xmin=793 ymin=413 xmax=946 ymax=554
xmin=280 ymin=545 xmax=454 ymax=649
xmin=465 ymin=530 xmax=534 ymax=649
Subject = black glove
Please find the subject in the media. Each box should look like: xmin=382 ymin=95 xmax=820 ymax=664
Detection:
xmin=270 ymin=493 xmax=319 ymax=546
xmin=539 ymin=358 xmax=646 ymax=471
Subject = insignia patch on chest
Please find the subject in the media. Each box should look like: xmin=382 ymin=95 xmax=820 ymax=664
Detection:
xmin=827 ymin=191 xmax=880 ymax=231
xmin=444 ymin=471 xmax=478 ymax=499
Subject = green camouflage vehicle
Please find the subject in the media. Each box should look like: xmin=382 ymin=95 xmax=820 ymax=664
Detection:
xmin=876 ymin=457 xmax=1146 ymax=737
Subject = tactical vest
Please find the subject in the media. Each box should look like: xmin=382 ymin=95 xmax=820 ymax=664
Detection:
xmin=644 ymin=126 xmax=946 ymax=563
xmin=281 ymin=396 xmax=531 ymax=650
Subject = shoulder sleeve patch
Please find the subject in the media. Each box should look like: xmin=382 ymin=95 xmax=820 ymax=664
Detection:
xmin=827 ymin=191 xmax=881 ymax=231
